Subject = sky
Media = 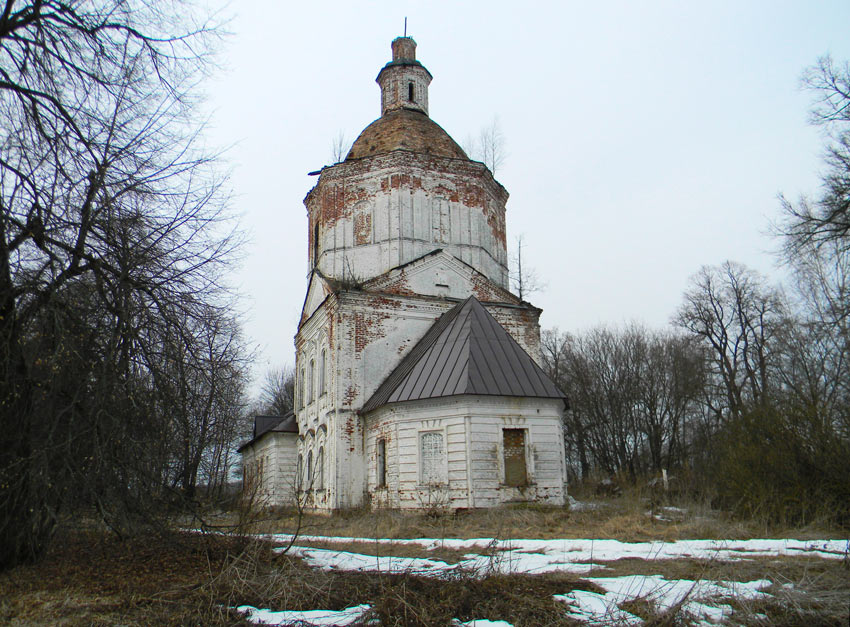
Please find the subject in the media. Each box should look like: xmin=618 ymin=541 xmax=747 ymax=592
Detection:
xmin=204 ymin=1 xmax=850 ymax=392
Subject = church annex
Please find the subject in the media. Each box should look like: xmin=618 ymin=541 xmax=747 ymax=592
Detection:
xmin=241 ymin=36 xmax=568 ymax=510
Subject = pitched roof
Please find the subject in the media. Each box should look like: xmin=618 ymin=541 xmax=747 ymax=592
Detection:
xmin=361 ymin=297 xmax=565 ymax=413
xmin=238 ymin=412 xmax=298 ymax=452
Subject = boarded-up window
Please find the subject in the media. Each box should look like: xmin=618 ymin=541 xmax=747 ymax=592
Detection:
xmin=432 ymin=198 xmax=450 ymax=244
xmin=377 ymin=438 xmax=386 ymax=487
xmin=354 ymin=203 xmax=372 ymax=246
xmin=503 ymin=429 xmax=527 ymax=487
xmin=420 ymin=432 xmax=444 ymax=484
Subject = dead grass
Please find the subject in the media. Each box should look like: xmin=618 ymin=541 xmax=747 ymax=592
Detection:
xmin=0 ymin=528 xmax=598 ymax=626
xmin=223 ymin=493 xmax=847 ymax=544
xmin=3 ymin=497 xmax=846 ymax=625
xmin=590 ymin=554 xmax=850 ymax=625
xmin=291 ymin=538 xmax=471 ymax=564
xmin=0 ymin=529 xmax=252 ymax=626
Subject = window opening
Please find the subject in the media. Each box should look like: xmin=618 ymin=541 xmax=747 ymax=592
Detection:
xmin=420 ymin=432 xmax=444 ymax=484
xmin=316 ymin=447 xmax=324 ymax=489
xmin=408 ymin=81 xmax=414 ymax=102
xmin=320 ymin=349 xmax=326 ymax=395
xmin=307 ymin=450 xmax=313 ymax=488
xmin=308 ymin=359 xmax=315 ymax=404
xmin=313 ymin=223 xmax=319 ymax=266
xmin=503 ymin=429 xmax=527 ymax=486
xmin=377 ymin=438 xmax=387 ymax=487
xmin=299 ymin=368 xmax=305 ymax=409
xmin=296 ymin=454 xmax=303 ymax=491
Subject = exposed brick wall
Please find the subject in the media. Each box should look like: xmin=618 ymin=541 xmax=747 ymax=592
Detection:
xmin=305 ymin=150 xmax=509 ymax=287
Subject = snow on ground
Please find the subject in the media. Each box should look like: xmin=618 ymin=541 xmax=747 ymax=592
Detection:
xmin=568 ymin=496 xmax=601 ymax=511
xmin=556 ymin=576 xmax=771 ymax=625
xmin=270 ymin=535 xmax=848 ymax=578
xmin=240 ymin=535 xmax=846 ymax=625
xmin=236 ymin=604 xmax=370 ymax=625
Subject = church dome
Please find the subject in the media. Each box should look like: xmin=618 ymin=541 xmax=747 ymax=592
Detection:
xmin=345 ymin=108 xmax=469 ymax=161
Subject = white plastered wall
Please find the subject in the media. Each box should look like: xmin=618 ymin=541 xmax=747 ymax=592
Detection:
xmin=241 ymin=431 xmax=299 ymax=508
xmin=364 ymin=395 xmax=567 ymax=510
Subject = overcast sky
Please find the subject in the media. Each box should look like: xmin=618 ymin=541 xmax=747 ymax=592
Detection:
xmin=204 ymin=1 xmax=850 ymax=391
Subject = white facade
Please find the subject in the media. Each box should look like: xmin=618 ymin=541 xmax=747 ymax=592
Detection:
xmin=254 ymin=36 xmax=569 ymax=511
xmin=240 ymin=431 xmax=298 ymax=508
xmin=365 ymin=396 xmax=567 ymax=509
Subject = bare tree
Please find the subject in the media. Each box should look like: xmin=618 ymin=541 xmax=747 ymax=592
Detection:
xmin=258 ymin=365 xmax=296 ymax=416
xmin=510 ymin=234 xmax=545 ymax=300
xmin=464 ymin=116 xmax=507 ymax=175
xmin=548 ymin=325 xmax=704 ymax=480
xmin=541 ymin=327 xmax=589 ymax=480
xmin=674 ymin=262 xmax=787 ymax=423
xmin=0 ymin=1 xmax=240 ymax=567
xmin=330 ymin=130 xmax=350 ymax=164
xmin=779 ymin=56 xmax=850 ymax=254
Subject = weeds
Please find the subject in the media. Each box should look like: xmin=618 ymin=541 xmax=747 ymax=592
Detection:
xmin=2 ymin=498 xmax=847 ymax=625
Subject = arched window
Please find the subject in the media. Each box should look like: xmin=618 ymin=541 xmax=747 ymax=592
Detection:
xmin=319 ymin=349 xmax=326 ymax=396
xmin=308 ymin=359 xmax=315 ymax=404
xmin=307 ymin=450 xmax=313 ymax=487
xmin=296 ymin=454 xmax=303 ymax=491
xmin=316 ymin=447 xmax=324 ymax=490
xmin=313 ymin=222 xmax=319 ymax=266
xmin=377 ymin=438 xmax=386 ymax=488
xmin=299 ymin=368 xmax=305 ymax=409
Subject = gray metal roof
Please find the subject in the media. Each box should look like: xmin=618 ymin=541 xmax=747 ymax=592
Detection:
xmin=361 ymin=296 xmax=565 ymax=413
xmin=238 ymin=412 xmax=298 ymax=452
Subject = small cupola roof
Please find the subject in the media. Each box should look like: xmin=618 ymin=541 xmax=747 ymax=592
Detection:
xmin=376 ymin=37 xmax=432 ymax=116
xmin=346 ymin=37 xmax=468 ymax=161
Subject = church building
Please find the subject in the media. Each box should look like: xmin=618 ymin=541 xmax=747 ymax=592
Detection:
xmin=241 ymin=36 xmax=568 ymax=510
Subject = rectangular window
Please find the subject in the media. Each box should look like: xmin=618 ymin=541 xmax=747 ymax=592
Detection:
xmin=420 ymin=431 xmax=444 ymax=485
xmin=503 ymin=429 xmax=527 ymax=487
xmin=376 ymin=438 xmax=386 ymax=488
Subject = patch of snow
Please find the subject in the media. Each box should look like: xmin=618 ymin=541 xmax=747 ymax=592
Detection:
xmin=568 ymin=496 xmax=601 ymax=511
xmin=236 ymin=603 xmax=370 ymax=626
xmin=648 ymin=506 xmax=687 ymax=522
xmin=555 ymin=590 xmax=642 ymax=625
xmin=282 ymin=545 xmax=462 ymax=577
xmin=267 ymin=535 xmax=847 ymax=577
xmin=556 ymin=576 xmax=771 ymax=625
xmin=688 ymin=601 xmax=733 ymax=624
xmin=281 ymin=544 xmax=606 ymax=577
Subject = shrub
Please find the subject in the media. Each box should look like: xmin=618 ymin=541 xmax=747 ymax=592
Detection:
xmin=714 ymin=404 xmax=850 ymax=527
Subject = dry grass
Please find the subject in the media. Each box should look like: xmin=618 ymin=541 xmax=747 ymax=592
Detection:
xmin=227 ymin=491 xmax=847 ymax=544
xmin=2 ymin=496 xmax=846 ymax=625
xmin=0 ymin=529 xmax=252 ymax=626
xmin=0 ymin=527 xmax=602 ymax=626
xmin=291 ymin=538 xmax=471 ymax=564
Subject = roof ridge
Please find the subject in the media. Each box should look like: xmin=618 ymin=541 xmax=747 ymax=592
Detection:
xmin=360 ymin=297 xmax=472 ymax=413
xmin=361 ymin=296 xmax=565 ymax=414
